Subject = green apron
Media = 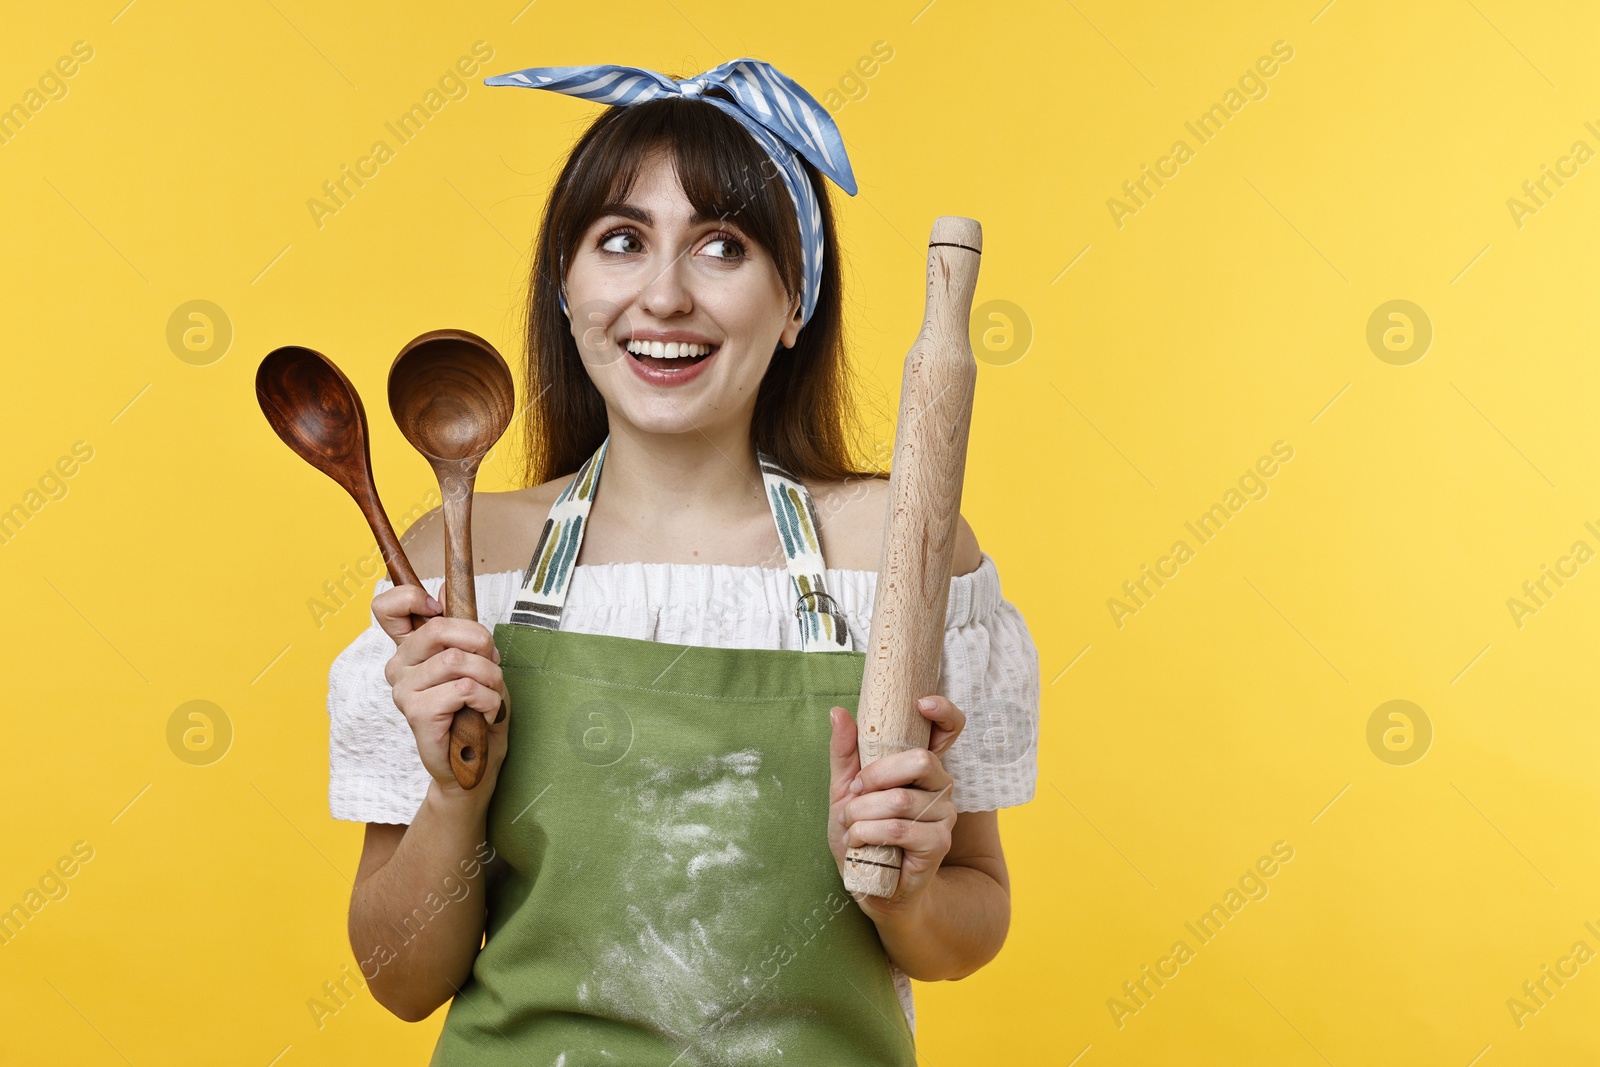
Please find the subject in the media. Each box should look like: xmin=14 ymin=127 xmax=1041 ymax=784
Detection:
xmin=430 ymin=436 xmax=917 ymax=1066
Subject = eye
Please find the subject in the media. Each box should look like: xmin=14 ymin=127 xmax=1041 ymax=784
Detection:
xmin=598 ymin=226 xmax=643 ymax=255
xmin=700 ymin=231 xmax=748 ymax=262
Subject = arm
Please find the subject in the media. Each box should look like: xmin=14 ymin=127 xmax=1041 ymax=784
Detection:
xmin=856 ymin=809 xmax=1010 ymax=980
xmin=350 ymin=784 xmax=499 ymax=1020
xmin=345 ymin=504 xmax=513 ymax=1021
xmin=827 ymin=704 xmax=1011 ymax=981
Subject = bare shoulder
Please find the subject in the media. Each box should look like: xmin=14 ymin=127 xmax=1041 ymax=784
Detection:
xmin=805 ymin=475 xmax=982 ymax=578
xmin=398 ymin=472 xmax=580 ymax=583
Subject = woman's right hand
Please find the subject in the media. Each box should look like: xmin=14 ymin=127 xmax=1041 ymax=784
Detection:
xmin=375 ymin=584 xmax=510 ymax=797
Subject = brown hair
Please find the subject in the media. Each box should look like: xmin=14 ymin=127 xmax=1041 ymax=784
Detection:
xmin=513 ymin=94 xmax=887 ymax=489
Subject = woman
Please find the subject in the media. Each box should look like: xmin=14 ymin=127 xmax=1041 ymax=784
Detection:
xmin=326 ymin=58 xmax=1041 ymax=1064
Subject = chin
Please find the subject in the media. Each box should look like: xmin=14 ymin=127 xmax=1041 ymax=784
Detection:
xmin=608 ymin=403 xmax=724 ymax=439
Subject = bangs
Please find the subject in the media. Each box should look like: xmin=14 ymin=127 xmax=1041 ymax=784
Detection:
xmin=556 ymin=96 xmax=804 ymax=303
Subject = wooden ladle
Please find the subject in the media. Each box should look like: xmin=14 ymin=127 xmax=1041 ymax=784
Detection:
xmin=255 ymin=346 xmax=426 ymax=623
xmin=388 ymin=328 xmax=516 ymax=791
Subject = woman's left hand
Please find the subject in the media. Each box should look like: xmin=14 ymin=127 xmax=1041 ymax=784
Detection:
xmin=827 ymin=695 xmax=966 ymax=922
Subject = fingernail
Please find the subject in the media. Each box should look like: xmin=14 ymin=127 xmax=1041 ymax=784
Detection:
xmin=917 ymin=697 xmax=935 ymax=711
xmin=426 ymin=595 xmax=443 ymax=613
xmin=493 ymin=645 xmax=501 ymax=663
xmin=849 ymin=777 xmax=862 ymax=794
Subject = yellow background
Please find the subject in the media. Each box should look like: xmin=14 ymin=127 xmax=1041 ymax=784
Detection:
xmin=2 ymin=0 xmax=1597 ymax=1062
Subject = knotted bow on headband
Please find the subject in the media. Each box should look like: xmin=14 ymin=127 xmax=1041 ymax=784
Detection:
xmin=484 ymin=58 xmax=858 ymax=327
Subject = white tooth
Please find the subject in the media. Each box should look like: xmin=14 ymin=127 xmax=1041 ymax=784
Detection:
xmin=665 ymin=342 xmax=680 ymax=359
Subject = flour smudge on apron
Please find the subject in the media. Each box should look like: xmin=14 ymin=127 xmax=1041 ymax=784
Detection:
xmin=577 ymin=748 xmax=816 ymax=1061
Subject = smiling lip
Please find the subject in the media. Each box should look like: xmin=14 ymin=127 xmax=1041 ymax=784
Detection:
xmin=620 ymin=338 xmax=719 ymax=388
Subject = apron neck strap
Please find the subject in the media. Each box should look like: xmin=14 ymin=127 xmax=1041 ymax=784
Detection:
xmin=509 ymin=435 xmax=853 ymax=652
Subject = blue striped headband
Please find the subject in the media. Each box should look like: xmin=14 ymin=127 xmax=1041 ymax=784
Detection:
xmin=484 ymin=58 xmax=858 ymax=328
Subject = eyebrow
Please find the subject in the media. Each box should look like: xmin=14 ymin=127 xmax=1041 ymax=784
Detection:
xmin=595 ymin=202 xmax=735 ymax=230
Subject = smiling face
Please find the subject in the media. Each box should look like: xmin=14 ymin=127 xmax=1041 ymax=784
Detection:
xmin=563 ymin=143 xmax=805 ymax=441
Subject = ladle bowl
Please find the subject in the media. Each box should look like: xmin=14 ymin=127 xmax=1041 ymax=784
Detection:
xmin=390 ymin=336 xmax=516 ymax=461
xmin=255 ymin=346 xmax=421 ymax=592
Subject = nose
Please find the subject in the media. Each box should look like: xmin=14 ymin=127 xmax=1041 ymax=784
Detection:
xmin=638 ymin=245 xmax=695 ymax=318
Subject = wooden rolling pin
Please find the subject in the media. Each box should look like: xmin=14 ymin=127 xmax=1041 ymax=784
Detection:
xmin=844 ymin=215 xmax=983 ymax=898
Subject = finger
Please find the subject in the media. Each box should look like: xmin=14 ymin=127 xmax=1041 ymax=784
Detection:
xmin=374 ymin=583 xmax=441 ymax=619
xmin=394 ymin=617 xmax=500 ymax=669
xmin=844 ymin=816 xmax=951 ymax=857
xmin=404 ymin=644 xmax=504 ymax=697
xmin=852 ymin=746 xmax=950 ymax=796
xmin=829 ymin=706 xmax=862 ymax=800
xmin=373 ymin=585 xmax=443 ymax=642
xmin=414 ymin=675 xmax=504 ymax=726
xmin=840 ymin=785 xmax=953 ymax=828
xmin=916 ymin=695 xmax=966 ymax=756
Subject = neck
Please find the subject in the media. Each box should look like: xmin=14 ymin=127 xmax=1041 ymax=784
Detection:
xmin=597 ymin=418 xmax=768 ymax=530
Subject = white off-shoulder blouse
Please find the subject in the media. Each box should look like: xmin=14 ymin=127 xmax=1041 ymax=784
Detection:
xmin=325 ymin=550 xmax=1041 ymax=1034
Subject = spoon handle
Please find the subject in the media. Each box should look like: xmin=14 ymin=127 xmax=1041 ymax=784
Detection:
xmin=440 ymin=471 xmax=491 ymax=790
xmin=360 ymin=470 xmax=480 ymax=767
xmin=349 ymin=476 xmax=433 ymax=631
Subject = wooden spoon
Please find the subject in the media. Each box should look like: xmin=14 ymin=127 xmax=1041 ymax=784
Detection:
xmin=255 ymin=346 xmax=427 ymax=630
xmin=388 ymin=328 xmax=516 ymax=791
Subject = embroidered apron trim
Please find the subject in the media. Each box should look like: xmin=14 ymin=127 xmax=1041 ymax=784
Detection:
xmin=509 ymin=435 xmax=852 ymax=652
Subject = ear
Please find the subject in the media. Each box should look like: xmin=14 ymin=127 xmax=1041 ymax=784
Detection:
xmin=778 ymin=293 xmax=804 ymax=349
